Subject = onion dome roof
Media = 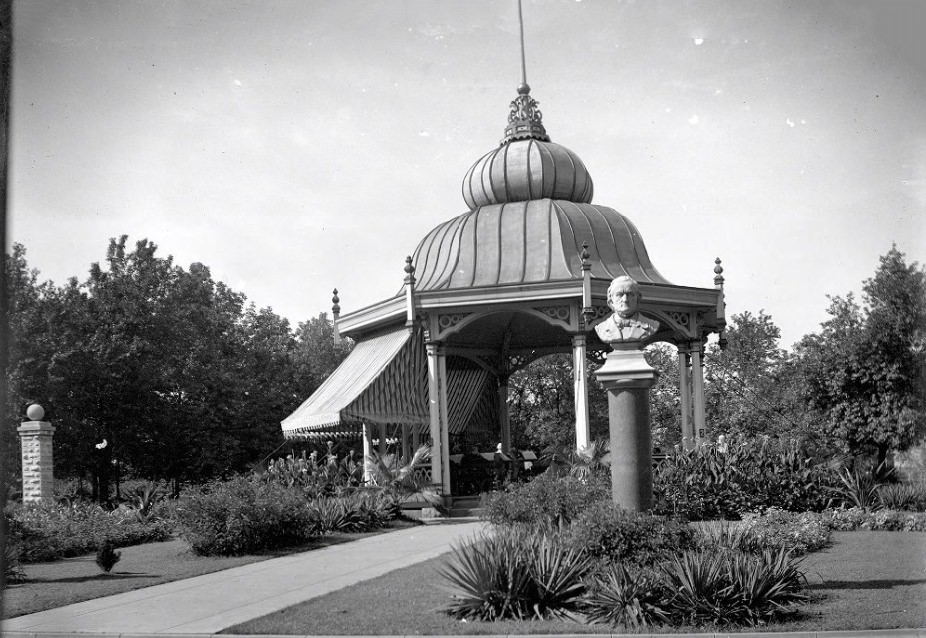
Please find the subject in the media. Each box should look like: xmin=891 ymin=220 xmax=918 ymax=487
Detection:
xmin=409 ymin=84 xmax=669 ymax=292
xmin=462 ymin=84 xmax=593 ymax=209
xmin=410 ymin=199 xmax=670 ymax=292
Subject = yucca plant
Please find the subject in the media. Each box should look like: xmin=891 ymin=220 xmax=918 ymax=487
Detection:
xmin=583 ymin=563 xmax=670 ymax=628
xmin=662 ymin=550 xmax=736 ymax=625
xmin=128 ymin=483 xmax=162 ymax=524
xmin=439 ymin=532 xmax=533 ymax=620
xmin=525 ymin=535 xmax=591 ymax=620
xmin=837 ymin=466 xmax=882 ymax=509
xmin=439 ymin=528 xmax=591 ymax=621
xmin=725 ymin=547 xmax=807 ymax=625
xmin=662 ymin=548 xmax=807 ymax=626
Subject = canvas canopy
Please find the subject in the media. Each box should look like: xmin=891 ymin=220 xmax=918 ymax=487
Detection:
xmin=281 ymin=327 xmax=429 ymax=439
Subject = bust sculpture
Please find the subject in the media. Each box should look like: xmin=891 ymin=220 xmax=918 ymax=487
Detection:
xmin=594 ymin=276 xmax=660 ymax=344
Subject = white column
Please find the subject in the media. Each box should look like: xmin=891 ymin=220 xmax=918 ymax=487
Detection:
xmin=678 ymin=348 xmax=694 ymax=450
xmin=438 ymin=350 xmax=451 ymax=495
xmin=498 ymin=375 xmax=511 ymax=453
xmin=573 ymin=334 xmax=590 ymax=451
xmin=362 ymin=422 xmax=373 ymax=484
xmin=426 ymin=342 xmax=444 ymax=491
xmin=691 ymin=346 xmax=707 ymax=445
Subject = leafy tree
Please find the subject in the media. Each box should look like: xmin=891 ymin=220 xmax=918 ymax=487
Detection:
xmin=793 ymin=246 xmax=926 ymax=466
xmin=5 ymin=237 xmax=345 ymax=498
xmin=703 ymin=310 xmax=804 ymax=440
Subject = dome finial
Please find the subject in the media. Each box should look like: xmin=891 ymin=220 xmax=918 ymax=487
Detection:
xmin=501 ymin=0 xmax=550 ymax=146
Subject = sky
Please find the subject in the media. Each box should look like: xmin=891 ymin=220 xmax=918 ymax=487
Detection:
xmin=9 ymin=0 xmax=926 ymax=350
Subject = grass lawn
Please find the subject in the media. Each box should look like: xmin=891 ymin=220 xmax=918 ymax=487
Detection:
xmin=1 ymin=519 xmax=420 ymax=619
xmin=224 ymin=531 xmax=926 ymax=635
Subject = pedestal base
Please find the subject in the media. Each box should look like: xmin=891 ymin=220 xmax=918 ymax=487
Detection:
xmin=595 ymin=346 xmax=657 ymax=512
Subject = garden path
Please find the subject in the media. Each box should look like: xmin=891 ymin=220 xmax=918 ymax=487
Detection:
xmin=1 ymin=518 xmax=485 ymax=636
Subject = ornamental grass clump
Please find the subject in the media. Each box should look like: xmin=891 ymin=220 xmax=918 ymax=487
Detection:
xmin=876 ymin=483 xmax=926 ymax=511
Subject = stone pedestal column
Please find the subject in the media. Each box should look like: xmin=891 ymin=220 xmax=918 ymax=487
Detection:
xmin=595 ymin=346 xmax=658 ymax=511
xmin=18 ymin=405 xmax=55 ymax=503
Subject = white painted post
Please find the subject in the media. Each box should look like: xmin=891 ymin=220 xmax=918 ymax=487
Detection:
xmin=678 ymin=348 xmax=694 ymax=450
xmin=426 ymin=342 xmax=443 ymax=491
xmin=362 ymin=422 xmax=373 ymax=484
xmin=573 ymin=334 xmax=590 ymax=451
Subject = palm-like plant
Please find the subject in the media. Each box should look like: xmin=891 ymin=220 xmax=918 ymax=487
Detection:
xmin=543 ymin=438 xmax=610 ymax=480
xmin=365 ymin=444 xmax=442 ymax=508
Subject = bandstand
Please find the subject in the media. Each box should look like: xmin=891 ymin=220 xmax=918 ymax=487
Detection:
xmin=281 ymin=80 xmax=726 ymax=499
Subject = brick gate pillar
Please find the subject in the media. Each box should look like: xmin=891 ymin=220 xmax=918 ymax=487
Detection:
xmin=18 ymin=404 xmax=55 ymax=502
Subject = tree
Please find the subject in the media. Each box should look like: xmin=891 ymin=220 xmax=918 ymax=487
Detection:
xmin=5 ymin=236 xmax=339 ymax=498
xmin=793 ymin=246 xmax=926 ymax=466
xmin=703 ymin=310 xmax=803 ymax=440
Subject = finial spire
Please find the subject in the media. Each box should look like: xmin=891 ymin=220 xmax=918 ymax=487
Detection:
xmin=518 ymin=0 xmax=527 ymax=88
xmin=501 ymin=0 xmax=549 ymax=146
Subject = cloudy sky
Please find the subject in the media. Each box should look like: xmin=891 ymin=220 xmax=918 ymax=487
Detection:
xmin=10 ymin=0 xmax=926 ymax=349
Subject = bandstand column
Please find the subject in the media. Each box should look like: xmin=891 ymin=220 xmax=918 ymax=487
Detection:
xmin=572 ymin=334 xmax=590 ymax=451
xmin=362 ymin=423 xmax=373 ymax=484
xmin=498 ymin=375 xmax=511 ymax=453
xmin=690 ymin=344 xmax=707 ymax=445
xmin=677 ymin=348 xmax=694 ymax=450
xmin=438 ymin=350 xmax=451 ymax=495
xmin=426 ymin=342 xmax=446 ymax=494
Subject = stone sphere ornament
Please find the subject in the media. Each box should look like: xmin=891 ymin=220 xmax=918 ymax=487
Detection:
xmin=26 ymin=404 xmax=45 ymax=421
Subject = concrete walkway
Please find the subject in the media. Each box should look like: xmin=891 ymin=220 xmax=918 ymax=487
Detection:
xmin=2 ymin=519 xmax=485 ymax=636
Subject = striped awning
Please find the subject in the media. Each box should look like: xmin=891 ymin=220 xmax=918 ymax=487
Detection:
xmin=282 ymin=327 xmax=429 ymax=438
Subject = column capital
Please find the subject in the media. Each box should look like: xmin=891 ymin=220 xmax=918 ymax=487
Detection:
xmin=18 ymin=421 xmax=55 ymax=435
xmin=570 ymin=332 xmax=588 ymax=346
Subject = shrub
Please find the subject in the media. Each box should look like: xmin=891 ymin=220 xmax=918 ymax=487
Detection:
xmin=8 ymin=500 xmax=172 ymax=563
xmin=737 ymin=508 xmax=831 ymax=555
xmin=95 ymin=542 xmax=121 ymax=572
xmin=654 ymin=436 xmax=839 ymax=520
xmin=176 ymin=476 xmax=318 ymax=555
xmin=481 ymin=471 xmax=609 ymax=528
xmin=567 ymin=502 xmax=696 ymax=566
xmin=583 ymin=563 xmax=670 ymax=628
xmin=439 ymin=527 xmax=591 ymax=621
xmin=824 ymin=507 xmax=926 ymax=531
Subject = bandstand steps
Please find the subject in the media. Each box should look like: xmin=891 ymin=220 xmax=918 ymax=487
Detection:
xmin=449 ymin=495 xmax=484 ymax=518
